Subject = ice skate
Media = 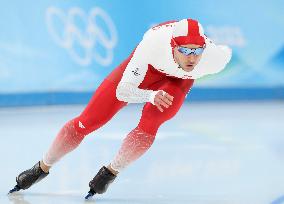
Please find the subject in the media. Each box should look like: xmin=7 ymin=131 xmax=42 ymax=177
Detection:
xmin=8 ymin=161 xmax=49 ymax=194
xmin=85 ymin=166 xmax=117 ymax=200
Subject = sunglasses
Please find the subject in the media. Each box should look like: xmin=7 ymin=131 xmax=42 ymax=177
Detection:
xmin=177 ymin=46 xmax=205 ymax=56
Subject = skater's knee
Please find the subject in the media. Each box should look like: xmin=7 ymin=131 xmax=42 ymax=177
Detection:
xmin=138 ymin=106 xmax=180 ymax=135
xmin=138 ymin=88 xmax=186 ymax=134
xmin=75 ymin=100 xmax=123 ymax=135
xmin=138 ymin=120 xmax=160 ymax=136
xmin=73 ymin=115 xmax=106 ymax=135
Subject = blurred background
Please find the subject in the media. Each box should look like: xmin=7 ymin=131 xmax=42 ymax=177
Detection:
xmin=0 ymin=0 xmax=283 ymax=104
xmin=0 ymin=1 xmax=284 ymax=204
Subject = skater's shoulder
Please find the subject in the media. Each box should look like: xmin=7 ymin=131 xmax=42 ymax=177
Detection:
xmin=142 ymin=20 xmax=176 ymax=41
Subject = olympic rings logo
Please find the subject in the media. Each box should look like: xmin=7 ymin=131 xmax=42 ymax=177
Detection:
xmin=46 ymin=6 xmax=118 ymax=66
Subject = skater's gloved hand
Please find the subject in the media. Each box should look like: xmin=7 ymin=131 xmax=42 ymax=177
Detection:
xmin=152 ymin=90 xmax=174 ymax=112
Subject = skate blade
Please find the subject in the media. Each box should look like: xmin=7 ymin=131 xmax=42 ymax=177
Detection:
xmin=84 ymin=190 xmax=96 ymax=200
xmin=8 ymin=185 xmax=21 ymax=195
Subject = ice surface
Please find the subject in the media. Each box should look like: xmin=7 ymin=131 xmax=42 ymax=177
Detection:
xmin=1 ymin=101 xmax=284 ymax=204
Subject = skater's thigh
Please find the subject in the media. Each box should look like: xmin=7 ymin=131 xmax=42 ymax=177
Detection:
xmin=75 ymin=79 xmax=127 ymax=133
xmin=138 ymin=78 xmax=194 ymax=135
xmin=74 ymin=51 xmax=136 ymax=133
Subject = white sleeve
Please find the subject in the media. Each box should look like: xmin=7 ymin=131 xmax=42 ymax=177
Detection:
xmin=116 ymin=39 xmax=160 ymax=105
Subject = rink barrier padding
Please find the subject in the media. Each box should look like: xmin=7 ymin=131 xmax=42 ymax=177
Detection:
xmin=0 ymin=87 xmax=283 ymax=107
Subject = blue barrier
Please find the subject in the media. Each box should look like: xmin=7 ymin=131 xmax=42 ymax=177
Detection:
xmin=1 ymin=87 xmax=283 ymax=107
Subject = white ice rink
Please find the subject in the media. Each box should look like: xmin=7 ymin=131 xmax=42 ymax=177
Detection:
xmin=1 ymin=101 xmax=284 ymax=204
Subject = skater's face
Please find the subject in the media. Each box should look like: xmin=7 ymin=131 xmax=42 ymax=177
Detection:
xmin=173 ymin=43 xmax=204 ymax=72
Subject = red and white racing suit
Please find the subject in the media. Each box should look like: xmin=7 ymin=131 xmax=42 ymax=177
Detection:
xmin=43 ymin=20 xmax=231 ymax=172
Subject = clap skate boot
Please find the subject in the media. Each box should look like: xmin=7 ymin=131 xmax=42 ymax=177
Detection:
xmin=85 ymin=166 xmax=117 ymax=199
xmin=8 ymin=161 xmax=49 ymax=194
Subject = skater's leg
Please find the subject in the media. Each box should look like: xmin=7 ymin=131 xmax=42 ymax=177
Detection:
xmin=9 ymin=78 xmax=128 ymax=193
xmin=109 ymin=126 xmax=155 ymax=173
xmin=85 ymin=78 xmax=194 ymax=197
xmin=10 ymin=52 xmax=134 ymax=193
xmin=41 ymin=119 xmax=85 ymax=168
xmin=42 ymin=79 xmax=127 ymax=167
xmin=41 ymin=51 xmax=135 ymax=168
xmin=109 ymin=78 xmax=194 ymax=173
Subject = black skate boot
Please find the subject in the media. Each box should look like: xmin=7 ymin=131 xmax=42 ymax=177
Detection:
xmin=8 ymin=161 xmax=49 ymax=194
xmin=85 ymin=166 xmax=117 ymax=200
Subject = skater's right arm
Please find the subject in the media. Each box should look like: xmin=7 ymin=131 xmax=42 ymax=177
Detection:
xmin=116 ymin=37 xmax=159 ymax=105
xmin=116 ymin=40 xmax=173 ymax=110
